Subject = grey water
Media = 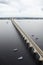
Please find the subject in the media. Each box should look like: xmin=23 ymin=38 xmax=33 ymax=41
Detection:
xmin=0 ymin=20 xmax=37 ymax=65
xmin=15 ymin=19 xmax=43 ymax=51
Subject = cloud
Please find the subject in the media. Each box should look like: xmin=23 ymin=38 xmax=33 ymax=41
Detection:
xmin=0 ymin=0 xmax=9 ymax=4
xmin=0 ymin=0 xmax=43 ymax=17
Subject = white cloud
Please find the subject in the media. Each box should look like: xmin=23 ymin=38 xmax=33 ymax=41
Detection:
xmin=0 ymin=0 xmax=43 ymax=17
xmin=0 ymin=0 xmax=9 ymax=4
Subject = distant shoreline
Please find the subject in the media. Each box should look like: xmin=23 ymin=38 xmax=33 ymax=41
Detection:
xmin=0 ymin=17 xmax=43 ymax=19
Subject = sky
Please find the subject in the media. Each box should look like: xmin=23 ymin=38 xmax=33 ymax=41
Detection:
xmin=0 ymin=0 xmax=43 ymax=17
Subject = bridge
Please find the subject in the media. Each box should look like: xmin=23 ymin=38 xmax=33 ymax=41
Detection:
xmin=12 ymin=18 xmax=43 ymax=61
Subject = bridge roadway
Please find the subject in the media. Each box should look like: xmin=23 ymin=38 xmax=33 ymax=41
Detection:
xmin=0 ymin=19 xmax=43 ymax=65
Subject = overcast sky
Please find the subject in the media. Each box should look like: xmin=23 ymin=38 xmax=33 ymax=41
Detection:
xmin=0 ymin=0 xmax=43 ymax=17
